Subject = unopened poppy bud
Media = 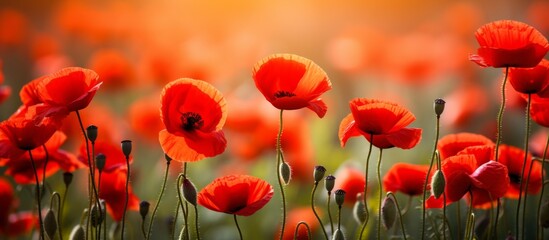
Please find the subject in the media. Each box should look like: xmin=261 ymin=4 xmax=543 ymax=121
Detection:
xmin=540 ymin=200 xmax=549 ymax=228
xmin=182 ymin=178 xmax=197 ymax=206
xmin=381 ymin=195 xmax=397 ymax=230
xmin=69 ymin=225 xmax=85 ymax=240
xmin=434 ymin=98 xmax=446 ymax=117
xmin=86 ymin=125 xmax=98 ymax=143
xmin=140 ymin=201 xmax=150 ymax=220
xmin=44 ymin=209 xmax=57 ymax=239
xmin=334 ymin=189 xmax=346 ymax=206
xmin=63 ymin=172 xmax=73 ymax=187
xmin=325 ymin=175 xmax=336 ymax=193
xmin=431 ymin=170 xmax=446 ymax=199
xmin=96 ymin=153 xmax=106 ymax=172
xmin=314 ymin=165 xmax=326 ymax=183
xmin=353 ymin=193 xmax=367 ymax=224
xmin=332 ymin=228 xmax=345 ymax=240
xmin=279 ymin=162 xmax=291 ymax=185
xmin=165 ymin=153 xmax=172 ymax=163
xmin=91 ymin=204 xmax=103 ymax=227
xmin=121 ymin=140 xmax=132 ymax=157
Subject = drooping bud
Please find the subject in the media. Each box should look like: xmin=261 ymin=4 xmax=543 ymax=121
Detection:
xmin=95 ymin=153 xmax=106 ymax=172
xmin=63 ymin=172 xmax=73 ymax=187
xmin=69 ymin=225 xmax=85 ymax=240
xmin=325 ymin=175 xmax=336 ymax=193
xmin=431 ymin=170 xmax=446 ymax=199
xmin=540 ymin=200 xmax=549 ymax=228
xmin=353 ymin=193 xmax=367 ymax=225
xmin=165 ymin=153 xmax=172 ymax=163
xmin=44 ymin=209 xmax=57 ymax=239
xmin=334 ymin=189 xmax=346 ymax=206
xmin=140 ymin=201 xmax=150 ymax=220
xmin=182 ymin=178 xmax=197 ymax=206
xmin=434 ymin=98 xmax=446 ymax=117
xmin=279 ymin=162 xmax=291 ymax=185
xmin=121 ymin=140 xmax=132 ymax=158
xmin=381 ymin=195 xmax=397 ymax=230
xmin=313 ymin=165 xmax=327 ymax=183
xmin=90 ymin=204 xmax=103 ymax=227
xmin=332 ymin=228 xmax=345 ymax=240
xmin=86 ymin=125 xmax=98 ymax=143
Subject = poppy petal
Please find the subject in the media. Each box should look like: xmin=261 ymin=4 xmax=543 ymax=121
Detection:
xmin=159 ymin=129 xmax=226 ymax=162
xmin=470 ymin=160 xmax=509 ymax=200
xmin=437 ymin=132 xmax=494 ymax=160
xmin=338 ymin=113 xmax=361 ymax=147
xmin=384 ymin=127 xmax=422 ymax=149
xmin=442 ymin=154 xmax=477 ymax=202
xmin=306 ymin=98 xmax=328 ymax=118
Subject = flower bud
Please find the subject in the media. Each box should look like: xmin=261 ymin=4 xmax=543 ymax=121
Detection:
xmin=44 ymin=209 xmax=57 ymax=239
xmin=96 ymin=153 xmax=106 ymax=172
xmin=540 ymin=200 xmax=549 ymax=228
xmin=63 ymin=172 xmax=73 ymax=187
xmin=334 ymin=189 xmax=346 ymax=206
xmin=182 ymin=178 xmax=197 ymax=206
xmin=86 ymin=125 xmax=98 ymax=143
xmin=381 ymin=195 xmax=397 ymax=230
xmin=325 ymin=175 xmax=336 ymax=193
xmin=434 ymin=98 xmax=446 ymax=117
xmin=279 ymin=162 xmax=291 ymax=185
xmin=353 ymin=193 xmax=367 ymax=225
xmin=91 ymin=204 xmax=103 ymax=227
xmin=140 ymin=201 xmax=150 ymax=220
xmin=69 ymin=225 xmax=85 ymax=240
xmin=332 ymin=228 xmax=345 ymax=240
xmin=165 ymin=153 xmax=172 ymax=163
xmin=121 ymin=140 xmax=132 ymax=158
xmin=431 ymin=170 xmax=446 ymax=199
xmin=314 ymin=165 xmax=326 ymax=183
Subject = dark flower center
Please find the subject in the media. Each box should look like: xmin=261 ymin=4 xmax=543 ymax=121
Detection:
xmin=180 ymin=112 xmax=204 ymax=131
xmin=509 ymin=173 xmax=521 ymax=184
xmin=274 ymin=91 xmax=296 ymax=98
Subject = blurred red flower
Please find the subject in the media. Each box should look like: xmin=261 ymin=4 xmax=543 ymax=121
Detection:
xmin=333 ymin=165 xmax=366 ymax=205
xmin=0 ymin=178 xmax=14 ymax=228
xmin=442 ymin=83 xmax=488 ymax=128
xmin=437 ymin=132 xmax=494 ymax=160
xmin=252 ymin=54 xmax=332 ymax=118
xmin=508 ymin=59 xmax=549 ymax=94
xmin=383 ymin=163 xmax=430 ymax=196
xmin=78 ymin=140 xmax=132 ymax=172
xmin=197 ymin=175 xmax=273 ymax=216
xmin=530 ymin=94 xmax=549 ymax=128
xmin=498 ymin=144 xmax=542 ymax=198
xmin=128 ymin=92 xmax=164 ymax=143
xmin=88 ymin=49 xmax=136 ymax=90
xmin=159 ymin=78 xmax=227 ymax=162
xmin=99 ymin=168 xmax=139 ymax=222
xmin=469 ymin=20 xmax=548 ymax=68
xmin=0 ymin=60 xmax=10 ymax=105
xmin=0 ymin=212 xmax=37 ymax=237
xmin=276 ymin=207 xmax=319 ymax=240
xmin=339 ymin=98 xmax=422 ymax=149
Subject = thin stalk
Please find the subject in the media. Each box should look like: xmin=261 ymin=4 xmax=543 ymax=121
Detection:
xmin=28 ymin=150 xmax=45 ymax=240
xmin=50 ymin=192 xmax=62 ymax=240
xmin=457 ymin=200 xmax=462 ymax=240
xmin=146 ymin=160 xmax=171 ymax=240
xmin=376 ymin=148 xmax=384 ymax=240
xmin=121 ymin=154 xmax=131 ymax=240
xmin=494 ymin=66 xmax=509 ymax=161
xmin=436 ymin=151 xmax=446 ymax=240
xmin=516 ymin=93 xmax=531 ymax=240
xmin=537 ymin=134 xmax=549 ymax=240
xmin=359 ymin=134 xmax=374 ymax=240
xmin=311 ymin=182 xmax=328 ymax=239
xmin=183 ymin=163 xmax=189 ymax=240
xmin=193 ymin=204 xmax=200 ymax=240
xmin=61 ymin=179 xmax=69 ymax=238
xmin=465 ymin=191 xmax=474 ymax=240
xmin=387 ymin=192 xmax=407 ymax=240
xmin=234 ymin=214 xmax=243 ymax=240
xmin=337 ymin=205 xmax=342 ymax=230
xmin=172 ymin=201 xmax=180 ymax=240
xmin=294 ymin=221 xmax=312 ymax=240
xmin=276 ymin=109 xmax=287 ymax=240
xmin=422 ymin=115 xmax=441 ymax=240
xmin=41 ymin=145 xmax=49 ymax=198
xmin=327 ymin=192 xmax=334 ymax=234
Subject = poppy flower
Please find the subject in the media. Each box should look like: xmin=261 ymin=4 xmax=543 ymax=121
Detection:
xmin=530 ymin=96 xmax=549 ymax=127
xmin=339 ymin=98 xmax=422 ymax=149
xmin=159 ymin=78 xmax=227 ymax=162
xmin=469 ymin=20 xmax=549 ymax=68
xmin=508 ymin=59 xmax=549 ymax=94
xmin=78 ymin=140 xmax=132 ymax=172
xmin=252 ymin=53 xmax=332 ymax=118
xmin=333 ymin=165 xmax=366 ymax=205
xmin=87 ymin=49 xmax=136 ymax=90
xmin=442 ymin=83 xmax=489 ymax=128
xmin=197 ymin=175 xmax=273 ymax=216
xmin=383 ymin=163 xmax=430 ymax=196
xmin=498 ymin=144 xmax=542 ymax=198
xmin=437 ymin=132 xmax=494 ymax=160
xmin=276 ymin=207 xmax=319 ymax=240
xmin=0 ymin=212 xmax=37 ymax=237
xmin=99 ymin=168 xmax=139 ymax=221
xmin=128 ymin=93 xmax=164 ymax=143
xmin=0 ymin=178 xmax=14 ymax=227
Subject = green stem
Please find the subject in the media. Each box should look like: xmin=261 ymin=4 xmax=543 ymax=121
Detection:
xmin=294 ymin=221 xmax=312 ymax=240
xmin=359 ymin=134 xmax=374 ymax=240
xmin=465 ymin=191 xmax=474 ymax=240
xmin=61 ymin=179 xmax=69 ymax=239
xmin=387 ymin=192 xmax=407 ymax=240
xmin=50 ymin=192 xmax=62 ymax=240
xmin=494 ymin=66 xmax=509 ymax=162
xmin=234 ymin=214 xmax=243 ymax=240
xmin=442 ymin=192 xmax=447 ymax=240
xmin=28 ymin=150 xmax=45 ymax=240
xmin=376 ymin=148 xmax=384 ymax=240
xmin=516 ymin=93 xmax=531 ymax=240
xmin=422 ymin=116 xmax=440 ymax=240
xmin=457 ymin=200 xmax=462 ymax=240
xmin=337 ymin=205 xmax=342 ymax=230
xmin=276 ymin=109 xmax=287 ymax=240
xmin=311 ymin=182 xmax=328 ymax=239
xmin=327 ymin=192 xmax=334 ymax=235
xmin=146 ymin=160 xmax=171 ymax=240
xmin=41 ymin=145 xmax=49 ymax=199
xmin=172 ymin=201 xmax=180 ymax=240
xmin=537 ymin=134 xmax=549 ymax=240
xmin=193 ymin=204 xmax=200 ymax=240
xmin=121 ymin=154 xmax=131 ymax=240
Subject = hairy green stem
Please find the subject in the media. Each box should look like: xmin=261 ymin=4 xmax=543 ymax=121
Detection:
xmin=387 ymin=192 xmax=407 ymax=240
xmin=359 ymin=134 xmax=374 ymax=240
xmin=516 ymin=93 xmax=531 ymax=240
xmin=311 ymin=182 xmax=328 ymax=239
xmin=376 ymin=148 xmax=384 ymax=240
xmin=422 ymin=116 xmax=440 ymax=240
xmin=276 ymin=109 xmax=287 ymax=240
xmin=234 ymin=214 xmax=243 ymax=240
xmin=28 ymin=150 xmax=45 ymax=240
xmin=537 ymin=134 xmax=549 ymax=240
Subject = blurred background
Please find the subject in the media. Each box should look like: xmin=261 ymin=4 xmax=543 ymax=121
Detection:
xmin=0 ymin=0 xmax=548 ymax=239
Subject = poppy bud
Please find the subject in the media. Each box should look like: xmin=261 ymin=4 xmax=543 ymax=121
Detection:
xmin=325 ymin=175 xmax=336 ymax=193
xmin=182 ymin=178 xmax=197 ymax=206
xmin=140 ymin=201 xmax=150 ymax=220
xmin=334 ymin=189 xmax=346 ymax=206
xmin=314 ymin=165 xmax=326 ymax=183
xmin=353 ymin=193 xmax=367 ymax=225
xmin=279 ymin=162 xmax=291 ymax=185
xmin=86 ymin=125 xmax=98 ymax=143
xmin=121 ymin=140 xmax=132 ymax=158
xmin=381 ymin=195 xmax=397 ymax=230
xmin=44 ymin=209 xmax=57 ymax=239
xmin=96 ymin=153 xmax=106 ymax=172
xmin=431 ymin=170 xmax=445 ymax=199
xmin=165 ymin=153 xmax=172 ymax=163
xmin=434 ymin=98 xmax=446 ymax=117
xmin=91 ymin=204 xmax=103 ymax=227
xmin=69 ymin=225 xmax=85 ymax=240
xmin=332 ymin=228 xmax=345 ymax=240
xmin=540 ymin=200 xmax=549 ymax=228
xmin=63 ymin=172 xmax=73 ymax=187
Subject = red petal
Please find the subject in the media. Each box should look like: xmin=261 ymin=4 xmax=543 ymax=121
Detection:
xmin=306 ymin=98 xmax=328 ymax=118
xmin=470 ymin=161 xmax=509 ymax=200
xmin=338 ymin=113 xmax=361 ymax=147
xmin=384 ymin=127 xmax=422 ymax=149
xmin=456 ymin=145 xmax=494 ymax=166
xmin=441 ymin=154 xmax=477 ymax=202
xmin=159 ymin=129 xmax=227 ymax=162
xmin=383 ymin=163 xmax=429 ymax=196
xmin=437 ymin=132 xmax=494 ymax=160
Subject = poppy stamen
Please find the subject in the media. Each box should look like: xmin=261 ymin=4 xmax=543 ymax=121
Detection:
xmin=274 ymin=91 xmax=296 ymax=98
xmin=181 ymin=112 xmax=204 ymax=131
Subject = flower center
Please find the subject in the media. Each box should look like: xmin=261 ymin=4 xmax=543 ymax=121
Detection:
xmin=274 ymin=91 xmax=296 ymax=98
xmin=509 ymin=173 xmax=521 ymax=184
xmin=180 ymin=112 xmax=204 ymax=131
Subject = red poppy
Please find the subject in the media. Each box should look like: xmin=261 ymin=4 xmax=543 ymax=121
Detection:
xmin=19 ymin=76 xmax=45 ymax=106
xmin=530 ymin=96 xmax=549 ymax=127
xmin=333 ymin=165 xmax=366 ymax=205
xmin=469 ymin=20 xmax=549 ymax=68
xmin=0 ymin=212 xmax=37 ymax=237
xmin=87 ymin=49 xmax=136 ymax=90
xmin=99 ymin=168 xmax=139 ymax=222
xmin=197 ymin=175 xmax=273 ymax=216
xmin=159 ymin=78 xmax=227 ymax=162
xmin=508 ymin=59 xmax=549 ymax=94
xmin=78 ymin=140 xmax=132 ymax=172
xmin=442 ymin=83 xmax=489 ymax=128
xmin=437 ymin=132 xmax=494 ymax=160
xmin=128 ymin=92 xmax=164 ymax=143
xmin=383 ymin=163 xmax=430 ymax=196
xmin=276 ymin=207 xmax=319 ymax=240
xmin=498 ymin=144 xmax=542 ymax=198
xmin=339 ymin=98 xmax=422 ymax=149
xmin=252 ymin=54 xmax=332 ymax=118
xmin=0 ymin=178 xmax=14 ymax=228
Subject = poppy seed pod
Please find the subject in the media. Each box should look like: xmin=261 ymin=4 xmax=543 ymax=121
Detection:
xmin=95 ymin=153 xmax=106 ymax=172
xmin=182 ymin=178 xmax=198 ymax=206
xmin=325 ymin=175 xmax=336 ymax=193
xmin=434 ymin=98 xmax=445 ymax=117
xmin=86 ymin=125 xmax=98 ymax=142
xmin=44 ymin=209 xmax=57 ymax=239
xmin=314 ymin=165 xmax=326 ymax=183
xmin=334 ymin=189 xmax=346 ymax=206
xmin=332 ymin=228 xmax=345 ymax=240
xmin=139 ymin=201 xmax=150 ymax=220
xmin=431 ymin=170 xmax=446 ymax=199
xmin=121 ymin=140 xmax=132 ymax=157
xmin=69 ymin=225 xmax=85 ymax=240
xmin=353 ymin=193 xmax=367 ymax=224
xmin=90 ymin=204 xmax=103 ymax=227
xmin=381 ymin=195 xmax=397 ymax=230
xmin=280 ymin=162 xmax=291 ymax=185
xmin=63 ymin=172 xmax=73 ymax=187
xmin=540 ymin=200 xmax=549 ymax=228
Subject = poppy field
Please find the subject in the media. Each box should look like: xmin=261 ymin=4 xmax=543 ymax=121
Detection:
xmin=1 ymin=1 xmax=549 ymax=240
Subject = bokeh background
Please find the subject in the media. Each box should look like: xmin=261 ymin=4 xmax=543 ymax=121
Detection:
xmin=1 ymin=0 xmax=548 ymax=239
